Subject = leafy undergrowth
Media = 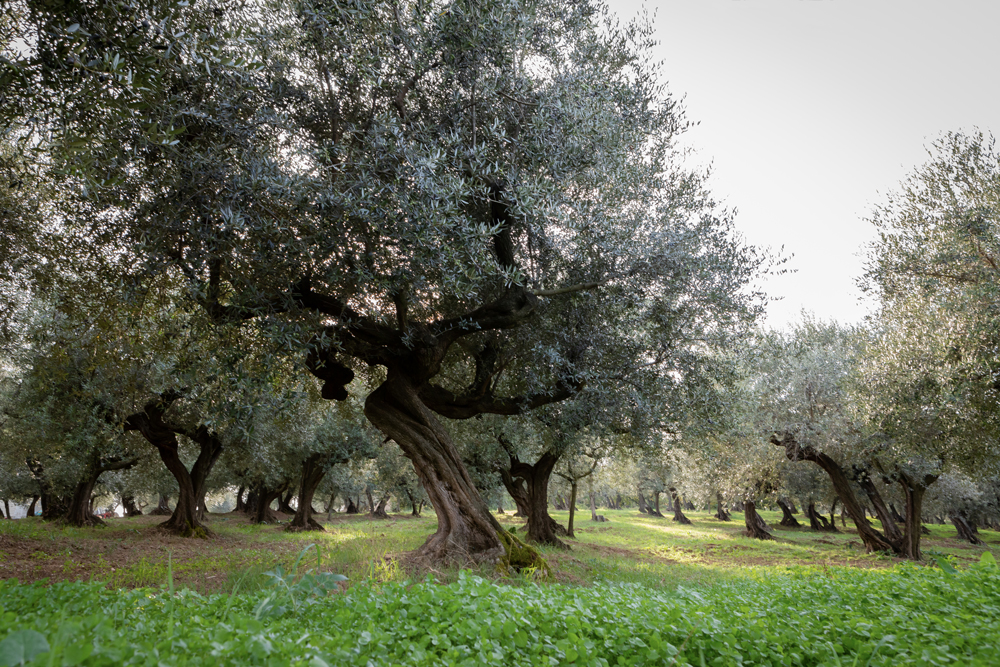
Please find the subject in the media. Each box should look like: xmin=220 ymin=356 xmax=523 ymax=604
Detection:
xmin=1 ymin=555 xmax=998 ymax=666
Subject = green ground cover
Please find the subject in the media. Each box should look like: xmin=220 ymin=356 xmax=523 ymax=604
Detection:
xmin=1 ymin=555 xmax=998 ymax=666
xmin=1 ymin=509 xmax=998 ymax=665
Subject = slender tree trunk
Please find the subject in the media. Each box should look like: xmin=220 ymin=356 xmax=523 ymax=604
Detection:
xmin=590 ymin=492 xmax=599 ymax=521
xmin=856 ymin=476 xmax=904 ymax=544
xmin=26 ymin=496 xmax=39 ymax=518
xmin=235 ymin=486 xmax=246 ymax=513
xmin=898 ymin=471 xmax=938 ymax=560
xmin=743 ymin=500 xmax=773 ymax=540
xmin=669 ymin=487 xmax=692 ymax=524
xmin=364 ymin=371 xmax=506 ymax=564
xmin=829 ymin=498 xmax=838 ymax=529
xmin=566 ymin=481 xmax=578 ymax=538
xmin=288 ymin=453 xmax=328 ymax=531
xmin=777 ymin=499 xmax=800 ymax=527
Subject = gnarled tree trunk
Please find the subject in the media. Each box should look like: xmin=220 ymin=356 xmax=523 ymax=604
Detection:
xmin=364 ymin=372 xmax=506 ymax=564
xmin=498 ymin=466 xmax=530 ymax=517
xmin=773 ymin=434 xmax=901 ymax=554
xmin=121 ymin=495 xmax=143 ymax=517
xmin=149 ymin=494 xmax=172 ymax=516
xmin=856 ymin=475 xmax=903 ymax=544
xmin=743 ymin=500 xmax=773 ymax=540
xmin=805 ymin=502 xmax=837 ymax=532
xmin=777 ymin=498 xmax=800 ymax=527
xmin=950 ymin=512 xmax=983 ymax=545
xmin=669 ymin=487 xmax=692 ymax=524
xmin=288 ymin=453 xmax=328 ymax=531
xmin=507 ymin=450 xmax=568 ymax=548
xmin=714 ymin=493 xmax=731 ymax=521
xmin=250 ymin=481 xmax=285 ymax=524
xmin=125 ymin=399 xmax=222 ymax=537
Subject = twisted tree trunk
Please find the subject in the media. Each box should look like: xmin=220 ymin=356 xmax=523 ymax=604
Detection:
xmin=288 ymin=453 xmax=328 ymax=531
xmin=498 ymin=465 xmax=530 ymax=517
xmin=950 ymin=512 xmax=983 ymax=545
xmin=669 ymin=487 xmax=692 ymax=524
xmin=149 ymin=494 xmax=172 ymax=516
xmin=121 ymin=495 xmax=143 ymax=517
xmin=743 ymin=500 xmax=773 ymax=540
xmin=777 ymin=499 xmax=800 ymax=527
xmin=364 ymin=371 xmax=506 ymax=564
xmin=507 ymin=450 xmax=568 ymax=548
xmin=714 ymin=493 xmax=731 ymax=521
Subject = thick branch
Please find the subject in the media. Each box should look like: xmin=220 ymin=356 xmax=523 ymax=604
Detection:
xmin=419 ymin=377 xmax=583 ymax=420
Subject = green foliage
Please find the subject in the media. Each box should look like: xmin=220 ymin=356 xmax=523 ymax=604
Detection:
xmin=1 ymin=562 xmax=999 ymax=665
xmin=252 ymin=544 xmax=347 ymax=619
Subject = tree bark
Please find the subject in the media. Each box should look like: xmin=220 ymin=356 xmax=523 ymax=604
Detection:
xmin=345 ymin=497 xmax=359 ymax=514
xmin=250 ymin=481 xmax=285 ymax=524
xmin=950 ymin=512 xmax=983 ymax=545
xmin=235 ymin=486 xmax=246 ymax=513
xmin=714 ymin=493 xmax=731 ymax=521
xmin=149 ymin=493 xmax=172 ymax=516
xmin=889 ymin=503 xmax=906 ymax=524
xmin=278 ymin=488 xmax=296 ymax=515
xmin=566 ymin=481 xmax=578 ymax=538
xmin=63 ymin=453 xmax=139 ymax=527
xmin=777 ymin=499 xmax=800 ymax=527
xmin=498 ymin=465 xmax=531 ymax=517
xmin=507 ymin=450 xmax=568 ymax=548
xmin=637 ymin=490 xmax=650 ymax=515
xmin=669 ymin=487 xmax=692 ymax=524
xmin=772 ymin=434 xmax=903 ymax=554
xmin=364 ymin=371 xmax=506 ymax=564
xmin=64 ymin=475 xmax=104 ymax=527
xmin=372 ymin=492 xmax=391 ymax=519
xmin=288 ymin=453 xmax=328 ymax=531
xmin=743 ymin=500 xmax=773 ymax=540
xmin=856 ymin=476 xmax=904 ymax=544
xmin=898 ymin=470 xmax=938 ymax=560
xmin=121 ymin=495 xmax=143 ymax=517
xmin=124 ymin=402 xmax=221 ymax=537
xmin=805 ymin=502 xmax=837 ymax=532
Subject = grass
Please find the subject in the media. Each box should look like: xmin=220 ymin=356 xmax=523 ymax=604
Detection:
xmin=1 ymin=506 xmax=995 ymax=593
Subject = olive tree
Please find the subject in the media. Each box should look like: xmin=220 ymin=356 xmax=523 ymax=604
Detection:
xmin=10 ymin=0 xmax=764 ymax=563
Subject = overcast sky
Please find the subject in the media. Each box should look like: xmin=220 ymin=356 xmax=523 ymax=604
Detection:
xmin=611 ymin=0 xmax=1000 ymax=329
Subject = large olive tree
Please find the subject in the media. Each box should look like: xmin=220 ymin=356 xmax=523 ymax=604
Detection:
xmin=9 ymin=0 xmax=763 ymax=563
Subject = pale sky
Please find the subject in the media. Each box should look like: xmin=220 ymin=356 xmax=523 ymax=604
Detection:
xmin=612 ymin=0 xmax=1000 ymax=328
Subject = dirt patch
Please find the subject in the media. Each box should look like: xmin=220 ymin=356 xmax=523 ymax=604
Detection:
xmin=0 ymin=515 xmax=310 ymax=593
